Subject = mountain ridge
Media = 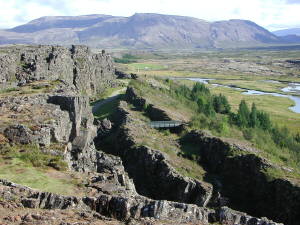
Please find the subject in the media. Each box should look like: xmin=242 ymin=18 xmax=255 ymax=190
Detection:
xmin=273 ymin=27 xmax=300 ymax=36
xmin=0 ymin=13 xmax=292 ymax=49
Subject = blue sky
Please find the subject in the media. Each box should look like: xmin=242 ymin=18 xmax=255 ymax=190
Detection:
xmin=1 ymin=0 xmax=300 ymax=31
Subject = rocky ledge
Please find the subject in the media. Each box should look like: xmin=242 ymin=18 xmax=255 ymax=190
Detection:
xmin=0 ymin=179 xmax=282 ymax=225
xmin=182 ymin=130 xmax=300 ymax=225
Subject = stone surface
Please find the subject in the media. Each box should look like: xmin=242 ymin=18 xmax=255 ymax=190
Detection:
xmin=0 ymin=179 xmax=282 ymax=225
xmin=183 ymin=130 xmax=300 ymax=225
xmin=115 ymin=70 xmax=138 ymax=79
xmin=0 ymin=45 xmax=115 ymax=95
xmin=101 ymin=101 xmax=213 ymax=207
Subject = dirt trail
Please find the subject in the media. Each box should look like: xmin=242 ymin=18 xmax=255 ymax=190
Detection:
xmin=92 ymin=87 xmax=126 ymax=114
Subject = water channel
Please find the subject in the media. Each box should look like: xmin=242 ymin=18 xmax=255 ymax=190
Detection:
xmin=172 ymin=77 xmax=300 ymax=114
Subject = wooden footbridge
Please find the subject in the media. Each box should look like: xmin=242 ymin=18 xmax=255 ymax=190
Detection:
xmin=149 ymin=120 xmax=186 ymax=128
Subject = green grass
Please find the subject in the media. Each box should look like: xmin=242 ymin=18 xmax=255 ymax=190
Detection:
xmin=0 ymin=144 xmax=67 ymax=170
xmin=0 ymin=80 xmax=61 ymax=97
xmin=208 ymin=85 xmax=300 ymax=134
xmin=91 ymin=87 xmax=122 ymax=104
xmin=0 ymin=158 xmax=81 ymax=196
xmin=0 ymin=143 xmax=85 ymax=196
xmin=93 ymin=95 xmax=124 ymax=120
xmin=211 ymin=79 xmax=287 ymax=94
xmin=0 ymin=87 xmax=19 ymax=93
xmin=91 ymin=80 xmax=128 ymax=104
xmin=91 ymin=80 xmax=129 ymax=120
xmin=129 ymin=78 xmax=196 ymax=122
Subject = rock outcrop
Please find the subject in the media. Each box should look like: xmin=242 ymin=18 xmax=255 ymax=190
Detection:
xmin=125 ymin=87 xmax=173 ymax=121
xmin=115 ymin=70 xmax=138 ymax=79
xmin=0 ymin=179 xmax=282 ymax=225
xmin=98 ymin=101 xmax=212 ymax=207
xmin=183 ymin=130 xmax=300 ymax=225
xmin=0 ymin=45 xmax=115 ymax=95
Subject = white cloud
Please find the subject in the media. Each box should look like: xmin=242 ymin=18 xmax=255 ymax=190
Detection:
xmin=286 ymin=0 xmax=300 ymax=4
xmin=0 ymin=0 xmax=299 ymax=31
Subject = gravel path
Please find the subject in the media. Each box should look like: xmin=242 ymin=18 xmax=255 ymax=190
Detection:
xmin=92 ymin=87 xmax=126 ymax=114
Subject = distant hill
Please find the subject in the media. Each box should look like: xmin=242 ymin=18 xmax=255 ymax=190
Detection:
xmin=273 ymin=28 xmax=300 ymax=36
xmin=279 ymin=35 xmax=300 ymax=43
xmin=0 ymin=13 xmax=285 ymax=49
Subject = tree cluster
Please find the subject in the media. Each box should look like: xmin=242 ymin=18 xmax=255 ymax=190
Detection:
xmin=172 ymin=82 xmax=300 ymax=160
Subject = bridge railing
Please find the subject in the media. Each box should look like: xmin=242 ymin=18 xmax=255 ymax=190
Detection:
xmin=149 ymin=120 xmax=185 ymax=128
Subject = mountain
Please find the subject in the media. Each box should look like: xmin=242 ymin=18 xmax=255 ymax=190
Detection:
xmin=279 ymin=34 xmax=300 ymax=43
xmin=273 ymin=28 xmax=300 ymax=36
xmin=0 ymin=13 xmax=282 ymax=49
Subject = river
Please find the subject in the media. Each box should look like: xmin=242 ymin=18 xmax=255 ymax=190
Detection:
xmin=172 ymin=77 xmax=300 ymax=114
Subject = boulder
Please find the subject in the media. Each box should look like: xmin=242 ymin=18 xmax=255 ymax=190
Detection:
xmin=4 ymin=124 xmax=51 ymax=147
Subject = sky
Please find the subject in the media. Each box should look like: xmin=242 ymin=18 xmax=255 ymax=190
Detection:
xmin=0 ymin=0 xmax=300 ymax=31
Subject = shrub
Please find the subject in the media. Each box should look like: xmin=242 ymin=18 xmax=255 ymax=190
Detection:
xmin=243 ymin=128 xmax=254 ymax=140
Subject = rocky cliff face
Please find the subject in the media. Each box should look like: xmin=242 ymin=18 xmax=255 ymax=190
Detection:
xmin=104 ymin=101 xmax=212 ymax=207
xmin=94 ymin=99 xmax=283 ymax=224
xmin=0 ymin=45 xmax=115 ymax=172
xmin=183 ymin=130 xmax=300 ymax=225
xmin=0 ymin=45 xmax=287 ymax=225
xmin=0 ymin=178 xmax=282 ymax=225
xmin=0 ymin=45 xmax=114 ymax=95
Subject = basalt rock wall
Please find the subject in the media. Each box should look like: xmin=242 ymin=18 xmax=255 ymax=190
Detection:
xmin=125 ymin=86 xmax=172 ymax=121
xmin=102 ymin=101 xmax=213 ymax=207
xmin=183 ymin=130 xmax=300 ymax=225
xmin=0 ymin=45 xmax=115 ymax=95
xmin=0 ymin=179 xmax=282 ymax=225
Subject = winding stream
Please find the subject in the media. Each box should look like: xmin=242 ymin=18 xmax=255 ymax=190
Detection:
xmin=173 ymin=77 xmax=300 ymax=114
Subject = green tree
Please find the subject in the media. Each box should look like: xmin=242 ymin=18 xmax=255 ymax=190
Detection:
xmin=197 ymin=96 xmax=206 ymax=113
xmin=220 ymin=94 xmax=231 ymax=113
xmin=237 ymin=100 xmax=250 ymax=127
xmin=204 ymin=101 xmax=216 ymax=117
xmin=249 ymin=103 xmax=258 ymax=127
xmin=213 ymin=95 xmax=221 ymax=113
xmin=257 ymin=111 xmax=271 ymax=131
xmin=295 ymin=133 xmax=300 ymax=143
xmin=212 ymin=94 xmax=230 ymax=114
xmin=191 ymin=83 xmax=210 ymax=101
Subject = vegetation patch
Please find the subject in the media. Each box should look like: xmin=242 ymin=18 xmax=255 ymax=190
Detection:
xmin=0 ymin=144 xmax=87 ymax=196
xmin=0 ymin=144 xmax=67 ymax=170
xmin=93 ymin=95 xmax=124 ymax=120
xmin=127 ymin=77 xmax=300 ymax=181
xmin=114 ymin=54 xmax=139 ymax=64
xmin=0 ymin=158 xmax=83 ymax=196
